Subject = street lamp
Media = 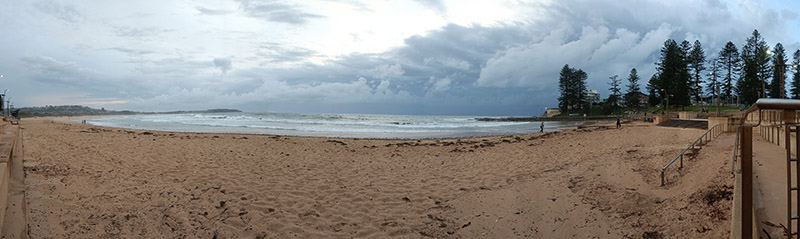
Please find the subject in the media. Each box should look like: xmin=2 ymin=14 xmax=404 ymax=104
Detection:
xmin=659 ymin=89 xmax=673 ymax=116
xmin=5 ymin=97 xmax=10 ymax=118
xmin=776 ymin=63 xmax=786 ymax=99
xmin=765 ymin=49 xmax=774 ymax=98
xmin=709 ymin=71 xmax=721 ymax=116
xmin=791 ymin=64 xmax=800 ymax=99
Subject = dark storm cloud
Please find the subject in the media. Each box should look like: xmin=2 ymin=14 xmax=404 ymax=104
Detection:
xmin=215 ymin=23 xmax=543 ymax=114
xmin=235 ymin=0 xmax=324 ymax=25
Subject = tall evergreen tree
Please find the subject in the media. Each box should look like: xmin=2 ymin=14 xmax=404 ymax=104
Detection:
xmin=689 ymin=40 xmax=706 ymax=104
xmin=647 ymin=73 xmax=660 ymax=107
xmin=680 ymin=40 xmax=692 ymax=59
xmin=706 ymin=60 xmax=720 ymax=103
xmin=769 ymin=43 xmax=787 ymax=98
xmin=739 ymin=29 xmax=771 ymax=104
xmin=655 ymin=39 xmax=691 ymax=108
xmin=717 ymin=41 xmax=741 ymax=102
xmin=624 ymin=68 xmax=642 ymax=109
xmin=792 ymin=49 xmax=800 ymax=99
xmin=606 ymin=75 xmax=622 ymax=112
xmin=557 ymin=64 xmax=588 ymax=113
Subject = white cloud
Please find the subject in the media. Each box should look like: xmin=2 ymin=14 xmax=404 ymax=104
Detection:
xmin=429 ymin=76 xmax=452 ymax=93
xmin=366 ymin=63 xmax=404 ymax=79
xmin=474 ymin=21 xmax=676 ymax=92
xmin=424 ymin=57 xmax=470 ymax=70
xmin=476 ymin=24 xmax=611 ymax=88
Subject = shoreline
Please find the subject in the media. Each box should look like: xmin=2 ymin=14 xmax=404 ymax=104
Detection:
xmin=48 ymin=115 xmax=593 ymax=140
xmin=476 ymin=115 xmax=620 ymax=122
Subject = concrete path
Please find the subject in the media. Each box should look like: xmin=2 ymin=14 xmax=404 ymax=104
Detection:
xmin=751 ymin=130 xmax=797 ymax=238
xmin=1 ymin=125 xmax=27 ymax=239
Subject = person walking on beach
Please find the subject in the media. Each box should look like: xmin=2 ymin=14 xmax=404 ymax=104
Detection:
xmin=540 ymin=121 xmax=544 ymax=133
xmin=616 ymin=118 xmax=621 ymax=129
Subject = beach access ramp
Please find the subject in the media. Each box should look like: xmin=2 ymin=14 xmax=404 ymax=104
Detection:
xmin=657 ymin=119 xmax=709 ymax=129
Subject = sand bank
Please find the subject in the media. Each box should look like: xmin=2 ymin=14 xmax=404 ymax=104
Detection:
xmin=21 ymin=118 xmax=733 ymax=238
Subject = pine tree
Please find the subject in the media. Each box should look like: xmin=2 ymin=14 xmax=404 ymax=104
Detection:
xmin=558 ymin=65 xmax=573 ymax=112
xmin=716 ymin=42 xmax=740 ymax=102
xmin=739 ymin=29 xmax=771 ymax=104
xmin=558 ymin=64 xmax=588 ymax=113
xmin=689 ymin=40 xmax=706 ymax=104
xmin=655 ymin=39 xmax=691 ymax=108
xmin=706 ymin=60 xmax=720 ymax=103
xmin=624 ymin=68 xmax=642 ymax=109
xmin=605 ymin=75 xmax=622 ymax=113
xmin=769 ymin=43 xmax=787 ymax=98
xmin=792 ymin=49 xmax=800 ymax=99
xmin=647 ymin=73 xmax=660 ymax=107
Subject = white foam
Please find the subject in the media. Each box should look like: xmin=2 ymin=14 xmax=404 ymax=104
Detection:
xmin=85 ymin=112 xmax=553 ymax=138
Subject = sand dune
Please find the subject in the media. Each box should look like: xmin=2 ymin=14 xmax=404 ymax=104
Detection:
xmin=21 ymin=118 xmax=732 ymax=238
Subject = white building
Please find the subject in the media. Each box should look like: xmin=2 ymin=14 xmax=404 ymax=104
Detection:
xmin=585 ymin=89 xmax=600 ymax=104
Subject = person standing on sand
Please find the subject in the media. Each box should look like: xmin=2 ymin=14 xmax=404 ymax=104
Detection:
xmin=540 ymin=121 xmax=544 ymax=133
xmin=616 ymin=118 xmax=621 ymax=129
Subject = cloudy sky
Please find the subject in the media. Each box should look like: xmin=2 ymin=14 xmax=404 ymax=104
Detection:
xmin=1 ymin=0 xmax=799 ymax=116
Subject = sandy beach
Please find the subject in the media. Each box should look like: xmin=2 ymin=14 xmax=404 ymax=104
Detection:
xmin=20 ymin=117 xmax=733 ymax=238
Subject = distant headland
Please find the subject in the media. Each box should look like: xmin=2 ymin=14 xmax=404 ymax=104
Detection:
xmin=16 ymin=105 xmax=241 ymax=118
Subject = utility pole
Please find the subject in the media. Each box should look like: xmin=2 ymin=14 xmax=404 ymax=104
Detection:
xmin=781 ymin=66 xmax=785 ymax=99
xmin=716 ymin=83 xmax=721 ymax=116
xmin=760 ymin=72 xmax=765 ymax=98
xmin=660 ymin=89 xmax=670 ymax=117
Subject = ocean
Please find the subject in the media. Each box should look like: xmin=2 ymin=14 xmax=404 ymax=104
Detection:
xmin=84 ymin=112 xmax=580 ymax=139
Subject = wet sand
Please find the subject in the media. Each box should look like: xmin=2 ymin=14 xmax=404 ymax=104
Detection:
xmin=21 ymin=117 xmax=733 ymax=238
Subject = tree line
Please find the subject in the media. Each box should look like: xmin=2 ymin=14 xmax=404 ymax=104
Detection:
xmin=558 ymin=29 xmax=800 ymax=114
xmin=558 ymin=65 xmax=642 ymax=115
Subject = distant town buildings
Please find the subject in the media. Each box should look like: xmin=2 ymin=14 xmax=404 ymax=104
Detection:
xmin=638 ymin=94 xmax=649 ymax=107
xmin=544 ymin=108 xmax=561 ymax=117
xmin=585 ymin=89 xmax=600 ymax=104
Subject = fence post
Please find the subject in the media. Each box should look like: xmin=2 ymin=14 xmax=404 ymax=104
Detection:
xmin=740 ymin=125 xmax=753 ymax=238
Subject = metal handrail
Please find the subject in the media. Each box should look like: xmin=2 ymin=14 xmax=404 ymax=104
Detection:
xmin=661 ymin=123 xmax=724 ymax=186
xmin=733 ymin=98 xmax=800 ymax=238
